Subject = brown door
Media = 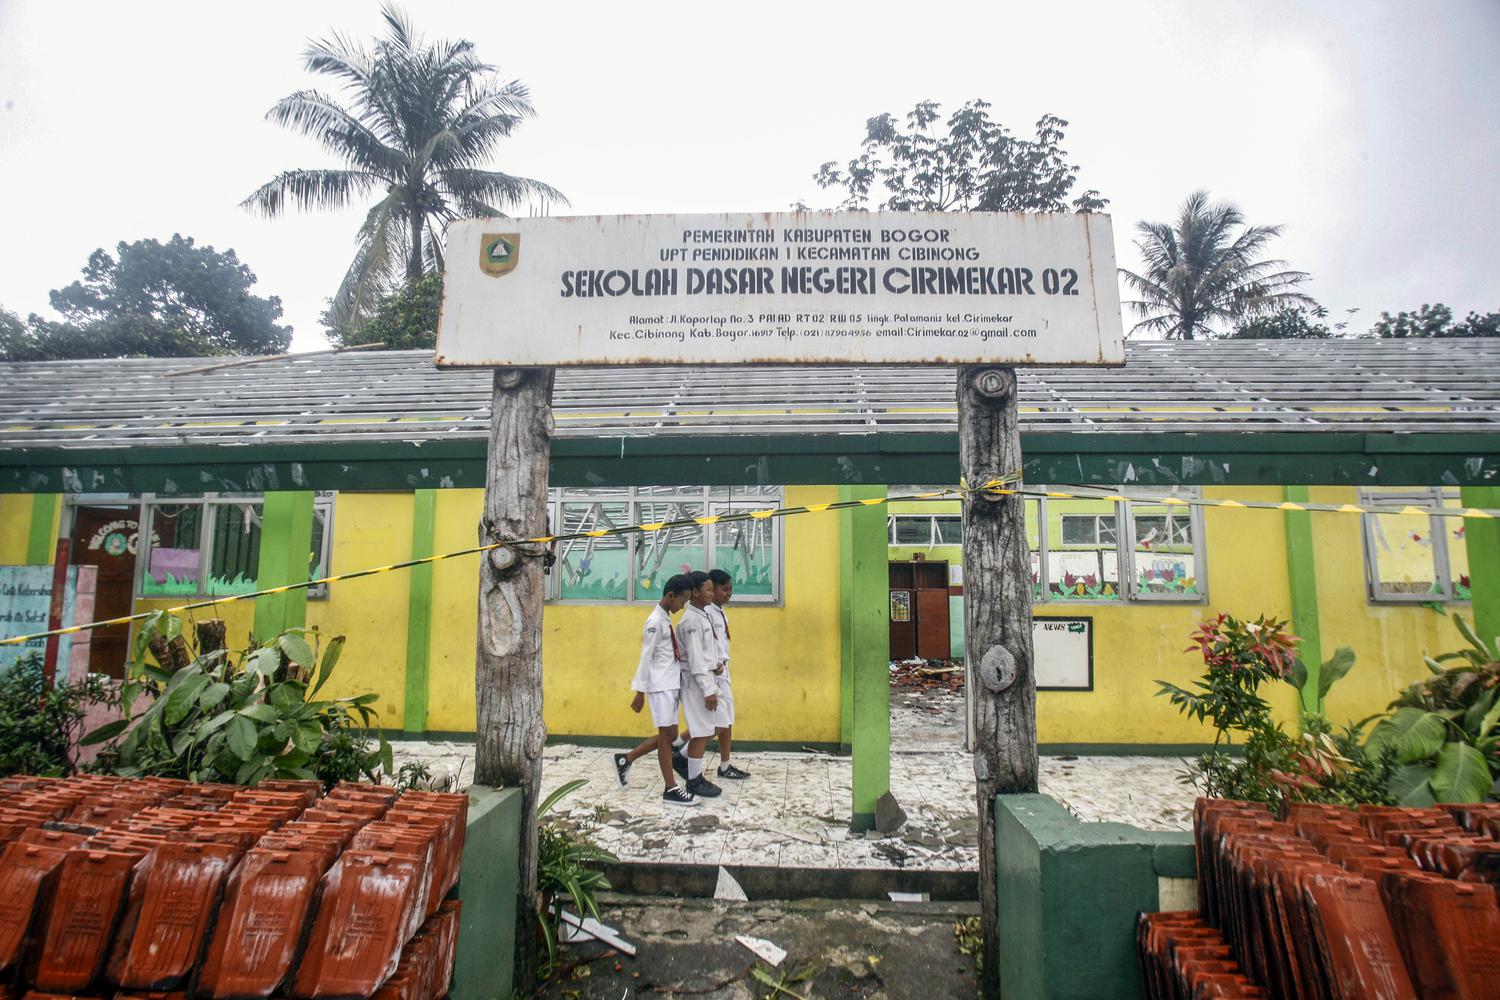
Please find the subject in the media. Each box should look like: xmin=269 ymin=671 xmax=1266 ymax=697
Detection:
xmin=916 ymin=587 xmax=951 ymax=660
xmin=888 ymin=562 xmax=917 ymax=659
xmin=69 ymin=506 xmax=140 ymax=678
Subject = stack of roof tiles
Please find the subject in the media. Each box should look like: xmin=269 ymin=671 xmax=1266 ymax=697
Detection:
xmin=0 ymin=774 xmax=467 ymax=999
xmin=1138 ymin=798 xmax=1500 ymax=999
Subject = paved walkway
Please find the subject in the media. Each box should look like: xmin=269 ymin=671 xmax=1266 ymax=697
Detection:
xmin=391 ymin=688 xmax=1198 ymax=872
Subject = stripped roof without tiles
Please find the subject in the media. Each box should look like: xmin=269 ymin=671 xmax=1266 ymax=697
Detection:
xmin=1 ymin=338 xmax=1498 ymax=450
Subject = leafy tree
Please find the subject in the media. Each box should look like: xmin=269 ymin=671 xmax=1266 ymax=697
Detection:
xmin=813 ymin=99 xmax=1106 ymax=213
xmin=244 ymin=4 xmax=564 ymax=330
xmin=1120 ymin=190 xmax=1314 ymax=340
xmin=325 ymin=272 xmax=442 ymax=350
xmin=1230 ymin=305 xmax=1332 ymax=339
xmin=1371 ymin=303 xmax=1500 ymax=338
xmin=0 ymin=236 xmax=291 ymax=361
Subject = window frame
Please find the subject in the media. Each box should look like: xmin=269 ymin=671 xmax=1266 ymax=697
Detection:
xmin=546 ymin=486 xmax=783 ymax=605
xmin=1360 ymin=487 xmax=1467 ymax=605
xmin=130 ymin=492 xmax=335 ymax=602
xmin=1119 ymin=489 xmax=1208 ymax=603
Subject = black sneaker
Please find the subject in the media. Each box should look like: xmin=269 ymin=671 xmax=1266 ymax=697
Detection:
xmin=717 ymin=763 xmax=751 ymax=780
xmin=662 ymin=784 xmax=699 ymax=807
xmin=671 ymin=750 xmax=689 ymax=780
xmin=686 ymin=775 xmax=722 ymax=798
xmin=612 ymin=752 xmax=630 ymax=788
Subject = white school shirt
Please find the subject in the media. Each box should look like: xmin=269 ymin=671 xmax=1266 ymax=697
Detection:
xmin=706 ymin=603 xmax=731 ymax=683
xmin=630 ymin=605 xmax=683 ymax=694
xmin=677 ymin=604 xmax=719 ymax=699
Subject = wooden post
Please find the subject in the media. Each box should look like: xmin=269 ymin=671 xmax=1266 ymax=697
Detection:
xmin=474 ymin=366 xmax=555 ymax=989
xmin=959 ymin=366 xmax=1038 ymax=1000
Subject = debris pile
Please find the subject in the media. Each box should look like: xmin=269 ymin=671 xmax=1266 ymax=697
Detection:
xmin=0 ymin=773 xmax=467 ymax=999
xmin=1137 ymin=798 xmax=1500 ymax=999
xmin=889 ymin=660 xmax=964 ymax=693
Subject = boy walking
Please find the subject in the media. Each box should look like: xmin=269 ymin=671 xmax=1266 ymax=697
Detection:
xmin=675 ymin=571 xmax=723 ymax=798
xmin=613 ymin=574 xmax=698 ymax=806
xmin=706 ymin=569 xmax=750 ymax=780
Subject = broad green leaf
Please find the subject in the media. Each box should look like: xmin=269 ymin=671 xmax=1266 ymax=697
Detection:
xmin=1287 ymin=656 xmax=1308 ymax=693
xmin=198 ymin=682 xmax=230 ymax=709
xmin=348 ymin=692 xmax=380 ymax=706
xmin=235 ymin=758 xmax=272 ymax=786
xmin=1431 ymin=742 xmax=1491 ymax=803
xmin=170 ymin=726 xmax=198 ymax=758
xmin=1463 ymin=689 xmax=1497 ymax=739
xmin=378 ymin=737 xmax=393 ymax=779
xmin=1477 ymin=696 xmax=1500 ymax=750
xmin=245 ymin=647 xmax=281 ymax=677
xmin=227 ymin=716 xmax=258 ymax=761
xmin=270 ymin=683 xmax=305 ymax=715
xmin=1369 ymin=708 xmax=1447 ymax=764
xmin=81 ymin=717 xmax=131 ymax=746
xmin=142 ymin=663 xmax=174 ymax=685
xmin=239 ymin=703 xmax=280 ymax=723
xmin=310 ymin=635 xmax=345 ymax=696
xmin=164 ymin=673 xmax=210 ymax=725
xmin=1318 ymin=647 xmax=1357 ymax=699
xmin=278 ymin=634 xmax=315 ymax=669
xmin=294 ymin=722 xmax=324 ymax=755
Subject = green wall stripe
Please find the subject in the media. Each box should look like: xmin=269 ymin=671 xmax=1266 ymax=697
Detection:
xmin=1462 ymin=486 xmax=1500 ymax=651
xmin=253 ymin=491 xmax=315 ymax=642
xmin=403 ymin=490 xmax=436 ymax=733
xmin=26 ymin=494 xmax=59 ymax=564
xmin=839 ymin=496 xmax=855 ymax=747
xmin=1283 ymin=485 xmax=1323 ymax=713
xmin=843 ymin=485 xmax=890 ymax=828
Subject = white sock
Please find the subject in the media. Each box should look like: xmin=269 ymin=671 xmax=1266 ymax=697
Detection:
xmin=687 ymin=756 xmax=704 ymax=781
xmin=672 ymin=737 xmax=686 ymax=751
xmin=719 ymin=753 xmax=731 ymax=768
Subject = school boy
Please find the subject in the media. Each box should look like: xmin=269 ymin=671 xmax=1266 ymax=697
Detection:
xmin=705 ymin=569 xmax=750 ymax=780
xmin=674 ymin=571 xmax=723 ymax=798
xmin=613 ymin=574 xmax=698 ymax=806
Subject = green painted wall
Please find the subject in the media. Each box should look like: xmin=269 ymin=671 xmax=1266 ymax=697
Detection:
xmin=404 ymin=490 xmax=436 ymax=734
xmin=1463 ymin=487 xmax=1500 ymax=650
xmin=1284 ymin=485 xmax=1324 ymax=712
xmin=996 ymin=794 xmax=1193 ymax=1000
xmin=26 ymin=494 xmax=59 ymax=564
xmin=252 ymin=491 xmax=315 ymax=641
xmin=841 ymin=485 xmax=890 ymax=828
xmin=452 ymin=785 xmax=522 ymax=1000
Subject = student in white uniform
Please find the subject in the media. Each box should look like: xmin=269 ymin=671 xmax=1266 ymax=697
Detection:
xmin=675 ymin=570 xmax=722 ymax=798
xmin=613 ymin=574 xmax=698 ymax=806
xmin=706 ymin=569 xmax=750 ymax=780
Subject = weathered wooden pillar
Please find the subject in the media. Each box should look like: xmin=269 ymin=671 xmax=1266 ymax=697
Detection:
xmin=959 ymin=366 xmax=1038 ymax=999
xmin=475 ymin=366 xmax=554 ymax=987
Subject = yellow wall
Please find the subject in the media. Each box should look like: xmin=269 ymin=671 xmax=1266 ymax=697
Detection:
xmin=0 ymin=494 xmax=33 ymax=563
xmin=306 ymin=492 xmax=414 ymax=730
xmin=424 ymin=486 xmax=844 ymax=742
xmin=1308 ymin=486 xmax=1467 ymax=727
xmin=1034 ymin=487 xmax=1302 ymax=744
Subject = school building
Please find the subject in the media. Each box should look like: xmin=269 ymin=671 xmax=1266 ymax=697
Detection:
xmin=2 ymin=338 xmax=1498 ymax=762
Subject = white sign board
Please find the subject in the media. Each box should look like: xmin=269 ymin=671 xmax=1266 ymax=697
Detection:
xmin=1033 ymin=616 xmax=1093 ymax=690
xmin=436 ymin=212 xmax=1124 ymax=367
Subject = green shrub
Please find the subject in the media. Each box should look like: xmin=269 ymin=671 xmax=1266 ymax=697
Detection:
xmin=86 ymin=612 xmax=391 ymax=788
xmin=0 ymin=654 xmax=115 ymax=777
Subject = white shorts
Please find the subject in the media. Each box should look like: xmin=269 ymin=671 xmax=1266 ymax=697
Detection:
xmin=714 ymin=678 xmax=734 ymax=728
xmin=680 ymin=679 xmax=718 ymax=739
xmin=645 ymin=690 xmax=680 ymax=729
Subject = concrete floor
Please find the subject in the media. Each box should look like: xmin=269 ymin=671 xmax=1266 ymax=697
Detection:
xmin=391 ymin=685 xmax=1198 ymax=874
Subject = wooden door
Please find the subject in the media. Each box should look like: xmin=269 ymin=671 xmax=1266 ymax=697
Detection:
xmin=69 ymin=506 xmax=140 ymax=678
xmin=916 ymin=583 xmax=951 ymax=660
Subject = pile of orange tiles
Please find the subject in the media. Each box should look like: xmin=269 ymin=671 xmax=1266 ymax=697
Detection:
xmin=0 ymin=774 xmax=468 ymax=999
xmin=1138 ymin=798 xmax=1500 ymax=999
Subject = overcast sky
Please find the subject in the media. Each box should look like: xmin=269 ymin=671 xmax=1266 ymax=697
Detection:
xmin=1 ymin=1 xmax=1496 ymax=350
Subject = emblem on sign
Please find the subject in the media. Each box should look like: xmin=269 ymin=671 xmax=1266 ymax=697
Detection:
xmin=479 ymin=233 xmax=520 ymax=276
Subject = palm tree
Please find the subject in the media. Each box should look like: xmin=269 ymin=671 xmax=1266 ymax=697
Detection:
xmin=243 ymin=5 xmax=564 ymax=328
xmin=1119 ymin=190 xmax=1313 ymax=339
